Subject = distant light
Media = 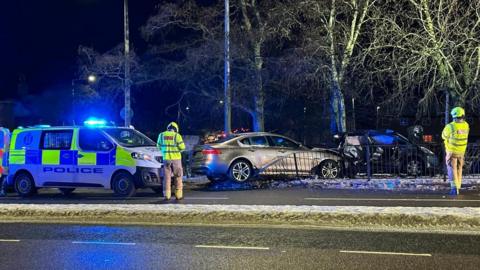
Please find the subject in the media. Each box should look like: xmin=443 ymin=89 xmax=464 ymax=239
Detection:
xmin=219 ymin=100 xmax=224 ymax=104
xmin=88 ymin=75 xmax=97 ymax=83
xmin=84 ymin=117 xmax=107 ymax=127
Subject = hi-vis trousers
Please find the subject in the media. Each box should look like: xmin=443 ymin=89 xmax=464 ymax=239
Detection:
xmin=445 ymin=152 xmax=464 ymax=194
xmin=163 ymin=159 xmax=183 ymax=198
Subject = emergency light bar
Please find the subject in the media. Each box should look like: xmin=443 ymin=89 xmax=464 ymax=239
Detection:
xmin=84 ymin=117 xmax=107 ymax=127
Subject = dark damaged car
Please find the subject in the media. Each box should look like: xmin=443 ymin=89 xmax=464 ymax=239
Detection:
xmin=335 ymin=130 xmax=439 ymax=177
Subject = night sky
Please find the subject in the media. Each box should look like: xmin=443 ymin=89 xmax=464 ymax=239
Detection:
xmin=0 ymin=0 xmax=158 ymax=99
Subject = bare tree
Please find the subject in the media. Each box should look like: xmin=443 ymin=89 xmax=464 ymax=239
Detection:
xmin=364 ymin=0 xmax=480 ymax=117
xmin=77 ymin=45 xmax=142 ymax=113
xmin=141 ymin=1 xmax=298 ymax=131
xmin=294 ymin=0 xmax=376 ymax=133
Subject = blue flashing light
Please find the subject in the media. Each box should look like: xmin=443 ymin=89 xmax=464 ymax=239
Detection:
xmin=84 ymin=117 xmax=107 ymax=127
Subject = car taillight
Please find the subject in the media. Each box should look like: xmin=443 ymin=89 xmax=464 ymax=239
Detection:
xmin=202 ymin=149 xmax=222 ymax=155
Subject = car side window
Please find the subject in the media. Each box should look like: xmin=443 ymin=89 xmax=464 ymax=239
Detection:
xmin=269 ymin=136 xmax=298 ymax=148
xmin=41 ymin=130 xmax=73 ymax=150
xmin=79 ymin=129 xmax=114 ymax=152
xmin=239 ymin=138 xmax=251 ymax=146
xmin=250 ymin=136 xmax=269 ymax=147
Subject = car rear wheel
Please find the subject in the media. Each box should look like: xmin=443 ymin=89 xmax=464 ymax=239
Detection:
xmin=112 ymin=172 xmax=136 ymax=197
xmin=317 ymin=160 xmax=340 ymax=179
xmin=14 ymin=172 xmax=36 ymax=197
xmin=59 ymin=188 xmax=75 ymax=196
xmin=229 ymin=160 xmax=253 ymax=182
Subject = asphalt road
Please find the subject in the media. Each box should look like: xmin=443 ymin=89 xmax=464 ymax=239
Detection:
xmin=1 ymin=183 xmax=480 ymax=207
xmin=0 ymin=223 xmax=479 ymax=270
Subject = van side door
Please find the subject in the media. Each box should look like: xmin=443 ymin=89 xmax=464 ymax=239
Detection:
xmin=38 ymin=129 xmax=75 ymax=187
xmin=75 ymin=128 xmax=115 ymax=187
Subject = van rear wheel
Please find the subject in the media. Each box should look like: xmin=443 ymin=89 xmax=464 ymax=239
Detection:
xmin=14 ymin=172 xmax=36 ymax=197
xmin=112 ymin=172 xmax=136 ymax=197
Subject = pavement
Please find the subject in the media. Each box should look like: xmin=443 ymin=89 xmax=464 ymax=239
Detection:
xmin=0 ymin=223 xmax=479 ymax=270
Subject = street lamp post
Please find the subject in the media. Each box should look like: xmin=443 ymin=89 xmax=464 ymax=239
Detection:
xmin=124 ymin=0 xmax=131 ymax=127
xmin=224 ymin=0 xmax=231 ymax=135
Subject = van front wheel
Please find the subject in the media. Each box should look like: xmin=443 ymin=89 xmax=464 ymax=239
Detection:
xmin=112 ymin=172 xmax=136 ymax=197
xmin=15 ymin=172 xmax=36 ymax=197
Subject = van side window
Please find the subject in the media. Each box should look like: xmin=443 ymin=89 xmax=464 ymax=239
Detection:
xmin=42 ymin=130 xmax=73 ymax=150
xmin=14 ymin=130 xmax=42 ymax=150
xmin=79 ymin=129 xmax=114 ymax=152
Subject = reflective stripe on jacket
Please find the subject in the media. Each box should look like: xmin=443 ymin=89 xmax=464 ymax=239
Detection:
xmin=157 ymin=131 xmax=186 ymax=160
xmin=442 ymin=121 xmax=469 ymax=155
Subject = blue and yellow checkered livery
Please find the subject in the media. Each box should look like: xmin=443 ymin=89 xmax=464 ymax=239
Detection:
xmin=7 ymin=128 xmax=136 ymax=167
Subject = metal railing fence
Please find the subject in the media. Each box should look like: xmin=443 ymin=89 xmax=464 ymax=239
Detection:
xmin=256 ymin=143 xmax=480 ymax=179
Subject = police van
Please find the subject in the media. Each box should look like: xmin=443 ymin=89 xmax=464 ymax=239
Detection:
xmin=0 ymin=121 xmax=163 ymax=197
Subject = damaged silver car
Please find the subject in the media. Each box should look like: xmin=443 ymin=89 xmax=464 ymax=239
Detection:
xmin=191 ymin=132 xmax=342 ymax=182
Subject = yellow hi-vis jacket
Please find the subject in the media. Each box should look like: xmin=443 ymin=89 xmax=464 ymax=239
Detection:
xmin=157 ymin=131 xmax=186 ymax=161
xmin=442 ymin=121 xmax=469 ymax=155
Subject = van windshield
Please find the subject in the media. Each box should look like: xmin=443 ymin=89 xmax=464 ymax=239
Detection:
xmin=103 ymin=128 xmax=156 ymax=148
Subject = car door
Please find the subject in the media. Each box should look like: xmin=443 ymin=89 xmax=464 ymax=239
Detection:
xmin=38 ymin=129 xmax=75 ymax=187
xmin=244 ymin=136 xmax=278 ymax=169
xmin=75 ymin=128 xmax=116 ymax=187
xmin=268 ymin=136 xmax=303 ymax=173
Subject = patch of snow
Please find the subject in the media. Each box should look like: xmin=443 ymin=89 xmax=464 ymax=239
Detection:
xmin=1 ymin=203 xmax=480 ymax=232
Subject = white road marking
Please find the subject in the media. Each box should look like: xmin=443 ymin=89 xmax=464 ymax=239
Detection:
xmin=195 ymin=245 xmax=270 ymax=250
xmin=184 ymin=197 xmax=229 ymax=200
xmin=0 ymin=239 xmax=20 ymax=242
xmin=72 ymin=241 xmax=136 ymax=246
xmin=305 ymin=198 xmax=480 ymax=202
xmin=340 ymin=250 xmax=432 ymax=257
